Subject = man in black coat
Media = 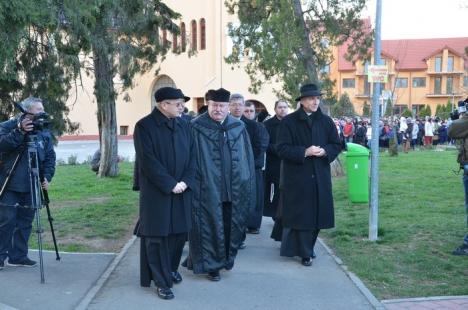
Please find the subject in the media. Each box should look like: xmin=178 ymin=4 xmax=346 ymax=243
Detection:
xmin=263 ymin=99 xmax=289 ymax=241
xmin=277 ymin=83 xmax=341 ymax=267
xmin=133 ymin=87 xmax=195 ymax=300
xmin=229 ymin=94 xmax=269 ymax=236
xmin=187 ymin=88 xmax=255 ymax=281
xmin=0 ymin=97 xmax=56 ymax=270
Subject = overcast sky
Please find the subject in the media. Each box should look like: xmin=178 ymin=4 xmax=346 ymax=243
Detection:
xmin=363 ymin=0 xmax=467 ymax=39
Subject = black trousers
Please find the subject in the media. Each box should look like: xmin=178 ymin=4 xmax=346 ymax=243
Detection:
xmin=247 ymin=169 xmax=264 ymax=229
xmin=140 ymin=233 xmax=186 ymax=288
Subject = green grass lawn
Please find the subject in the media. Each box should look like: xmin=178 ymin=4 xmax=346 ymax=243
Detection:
xmin=322 ymin=149 xmax=468 ymax=299
xmin=29 ymin=162 xmax=139 ymax=253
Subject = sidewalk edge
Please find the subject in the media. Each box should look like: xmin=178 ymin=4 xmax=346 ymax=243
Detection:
xmin=382 ymin=295 xmax=468 ymax=304
xmin=74 ymin=235 xmax=137 ymax=310
xmin=318 ymin=238 xmax=385 ymax=310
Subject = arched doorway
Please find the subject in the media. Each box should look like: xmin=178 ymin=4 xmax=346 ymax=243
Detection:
xmin=150 ymin=75 xmax=176 ymax=110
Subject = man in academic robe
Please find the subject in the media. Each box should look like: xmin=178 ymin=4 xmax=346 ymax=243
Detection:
xmin=187 ymin=88 xmax=255 ymax=281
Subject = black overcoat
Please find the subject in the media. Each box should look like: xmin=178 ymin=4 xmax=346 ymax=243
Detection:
xmin=188 ymin=113 xmax=256 ymax=274
xmin=263 ymin=116 xmax=282 ymax=217
xmin=133 ymin=108 xmax=195 ymax=237
xmin=276 ymin=107 xmax=341 ymax=230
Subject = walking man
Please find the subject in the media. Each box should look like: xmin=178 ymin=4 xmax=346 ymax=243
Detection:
xmin=187 ymin=88 xmax=255 ymax=281
xmin=276 ymin=83 xmax=341 ymax=266
xmin=133 ymin=87 xmax=195 ymax=299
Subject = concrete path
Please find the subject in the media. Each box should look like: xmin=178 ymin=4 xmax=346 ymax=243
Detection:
xmin=0 ymin=250 xmax=115 ymax=310
xmin=88 ymin=219 xmax=376 ymax=310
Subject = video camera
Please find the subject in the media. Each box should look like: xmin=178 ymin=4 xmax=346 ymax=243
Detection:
xmin=14 ymin=102 xmax=51 ymax=132
xmin=451 ymin=97 xmax=468 ymax=121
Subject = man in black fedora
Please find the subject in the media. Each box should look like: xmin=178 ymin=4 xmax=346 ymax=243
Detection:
xmin=186 ymin=87 xmax=256 ymax=281
xmin=133 ymin=86 xmax=195 ymax=299
xmin=276 ymin=83 xmax=341 ymax=266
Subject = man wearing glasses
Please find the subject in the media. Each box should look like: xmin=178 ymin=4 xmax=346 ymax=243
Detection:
xmin=133 ymin=87 xmax=195 ymax=300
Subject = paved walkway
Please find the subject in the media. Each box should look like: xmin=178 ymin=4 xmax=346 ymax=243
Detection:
xmin=87 ymin=219 xmax=376 ymax=310
xmin=0 ymin=250 xmax=115 ymax=310
xmin=382 ymin=297 xmax=468 ymax=310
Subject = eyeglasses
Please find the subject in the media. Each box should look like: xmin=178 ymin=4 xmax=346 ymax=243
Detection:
xmin=162 ymin=101 xmax=185 ymax=108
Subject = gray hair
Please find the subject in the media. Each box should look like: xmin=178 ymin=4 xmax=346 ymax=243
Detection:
xmin=229 ymin=93 xmax=244 ymax=104
xmin=21 ymin=97 xmax=43 ymax=112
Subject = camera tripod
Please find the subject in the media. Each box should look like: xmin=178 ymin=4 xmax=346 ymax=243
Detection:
xmin=0 ymin=133 xmax=60 ymax=283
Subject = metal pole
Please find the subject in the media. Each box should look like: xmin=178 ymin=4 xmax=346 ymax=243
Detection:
xmin=369 ymin=0 xmax=382 ymax=241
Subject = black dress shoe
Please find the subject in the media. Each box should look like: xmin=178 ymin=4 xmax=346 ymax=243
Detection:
xmin=301 ymin=258 xmax=312 ymax=266
xmin=156 ymin=287 xmax=174 ymax=300
xmin=207 ymin=271 xmax=221 ymax=281
xmin=246 ymin=228 xmax=260 ymax=234
xmin=239 ymin=242 xmax=246 ymax=250
xmin=171 ymin=271 xmax=182 ymax=284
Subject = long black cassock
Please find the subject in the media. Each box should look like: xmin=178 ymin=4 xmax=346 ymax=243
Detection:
xmin=276 ymin=107 xmax=341 ymax=259
xmin=133 ymin=108 xmax=195 ymax=289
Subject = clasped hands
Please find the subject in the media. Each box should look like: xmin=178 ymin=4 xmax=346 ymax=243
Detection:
xmin=305 ymin=145 xmax=326 ymax=157
xmin=172 ymin=181 xmax=187 ymax=194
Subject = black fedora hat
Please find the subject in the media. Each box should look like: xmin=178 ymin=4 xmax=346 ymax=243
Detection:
xmin=154 ymin=87 xmax=190 ymax=102
xmin=295 ymin=83 xmax=322 ymax=102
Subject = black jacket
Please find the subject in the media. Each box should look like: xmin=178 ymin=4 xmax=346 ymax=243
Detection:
xmin=241 ymin=116 xmax=269 ymax=169
xmin=0 ymin=118 xmax=55 ymax=193
xmin=188 ymin=113 xmax=255 ymax=273
xmin=133 ymin=108 xmax=195 ymax=237
xmin=277 ymin=107 xmax=341 ymax=230
xmin=263 ymin=116 xmax=282 ymax=217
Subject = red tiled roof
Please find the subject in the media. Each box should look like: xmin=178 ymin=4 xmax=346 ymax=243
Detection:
xmin=338 ymin=37 xmax=468 ymax=71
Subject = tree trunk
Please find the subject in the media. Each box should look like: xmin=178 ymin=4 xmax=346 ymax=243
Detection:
xmin=292 ymin=0 xmax=318 ymax=84
xmin=92 ymin=29 xmax=119 ymax=177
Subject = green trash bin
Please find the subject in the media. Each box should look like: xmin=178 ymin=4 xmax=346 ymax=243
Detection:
xmin=345 ymin=143 xmax=369 ymax=203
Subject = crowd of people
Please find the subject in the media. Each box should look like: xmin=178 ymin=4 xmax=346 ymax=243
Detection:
xmin=334 ymin=114 xmax=454 ymax=152
xmin=132 ymin=83 xmax=341 ymax=299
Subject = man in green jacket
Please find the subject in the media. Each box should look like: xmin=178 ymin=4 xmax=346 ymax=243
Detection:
xmin=448 ymin=99 xmax=468 ymax=256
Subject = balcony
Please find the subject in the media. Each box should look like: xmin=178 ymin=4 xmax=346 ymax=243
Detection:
xmin=426 ymin=92 xmax=465 ymax=98
xmin=426 ymin=70 xmax=465 ymax=75
xmin=355 ymin=93 xmax=371 ymax=98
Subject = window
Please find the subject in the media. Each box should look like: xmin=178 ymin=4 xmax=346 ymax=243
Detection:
xmin=395 ymin=78 xmax=408 ymax=88
xmin=412 ymin=77 xmax=426 ymax=88
xmin=435 ymin=56 xmax=442 ymax=72
xmin=446 ymin=76 xmax=453 ymax=94
xmin=393 ymin=105 xmax=406 ymax=115
xmin=172 ymin=33 xmax=177 ymax=52
xmin=120 ymin=126 xmax=129 ymax=136
xmin=364 ymin=61 xmax=369 ymax=73
xmin=412 ymin=104 xmax=424 ymax=115
xmin=320 ymin=64 xmax=330 ymax=74
xmin=191 ymin=20 xmax=197 ymax=51
xmin=342 ymin=78 xmax=355 ymax=88
xmin=364 ymin=76 xmax=370 ymax=95
xmin=464 ymin=76 xmax=468 ymax=87
xmin=200 ymin=18 xmax=206 ymax=50
xmin=447 ymin=56 xmax=454 ymax=72
xmin=180 ymin=22 xmax=186 ymax=52
xmin=434 ymin=77 xmax=442 ymax=94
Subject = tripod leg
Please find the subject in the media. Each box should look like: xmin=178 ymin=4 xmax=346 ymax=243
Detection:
xmin=45 ymin=202 xmax=60 ymax=261
xmin=42 ymin=190 xmax=60 ymax=261
xmin=35 ymin=208 xmax=45 ymax=283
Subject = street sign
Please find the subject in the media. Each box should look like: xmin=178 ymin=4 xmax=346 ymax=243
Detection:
xmin=367 ymin=65 xmax=388 ymax=83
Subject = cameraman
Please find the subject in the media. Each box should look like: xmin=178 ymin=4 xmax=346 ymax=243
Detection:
xmin=447 ymin=99 xmax=468 ymax=256
xmin=0 ymin=97 xmax=56 ymax=270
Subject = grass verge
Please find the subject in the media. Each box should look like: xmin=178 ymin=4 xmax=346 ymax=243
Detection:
xmin=29 ymin=162 xmax=138 ymax=253
xmin=322 ymin=149 xmax=468 ymax=299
